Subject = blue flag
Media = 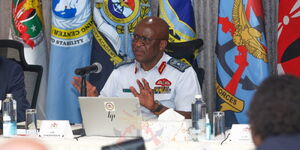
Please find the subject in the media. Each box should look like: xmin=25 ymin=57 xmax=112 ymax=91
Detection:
xmin=159 ymin=0 xmax=196 ymax=42
xmin=90 ymin=0 xmax=152 ymax=91
xmin=216 ymin=0 xmax=269 ymax=126
xmin=159 ymin=0 xmax=203 ymax=86
xmin=46 ymin=0 xmax=93 ymax=123
xmin=89 ymin=28 xmax=123 ymax=91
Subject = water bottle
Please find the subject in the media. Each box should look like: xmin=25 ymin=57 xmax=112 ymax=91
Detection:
xmin=2 ymin=93 xmax=17 ymax=136
xmin=191 ymin=94 xmax=206 ymax=133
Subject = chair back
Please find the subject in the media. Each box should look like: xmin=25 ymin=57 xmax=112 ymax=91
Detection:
xmin=0 ymin=39 xmax=43 ymax=109
xmin=165 ymin=39 xmax=205 ymax=88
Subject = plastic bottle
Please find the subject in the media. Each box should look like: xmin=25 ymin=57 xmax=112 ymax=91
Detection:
xmin=2 ymin=93 xmax=17 ymax=136
xmin=205 ymin=113 xmax=211 ymax=140
xmin=192 ymin=94 xmax=206 ymax=132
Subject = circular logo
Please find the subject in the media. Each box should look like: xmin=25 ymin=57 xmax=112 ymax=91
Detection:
xmin=52 ymin=0 xmax=86 ymax=18
xmin=105 ymin=102 xmax=115 ymax=111
xmin=104 ymin=0 xmax=140 ymax=23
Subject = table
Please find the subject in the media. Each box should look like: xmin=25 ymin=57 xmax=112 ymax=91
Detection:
xmin=0 ymin=120 xmax=255 ymax=150
xmin=0 ymin=136 xmax=255 ymax=150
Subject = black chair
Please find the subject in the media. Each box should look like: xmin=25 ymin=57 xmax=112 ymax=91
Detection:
xmin=0 ymin=39 xmax=43 ymax=109
xmin=165 ymin=39 xmax=205 ymax=88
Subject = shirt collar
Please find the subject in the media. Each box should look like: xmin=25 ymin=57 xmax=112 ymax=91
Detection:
xmin=134 ymin=53 xmax=168 ymax=74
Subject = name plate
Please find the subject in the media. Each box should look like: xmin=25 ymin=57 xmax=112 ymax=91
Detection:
xmin=39 ymin=120 xmax=74 ymax=138
xmin=229 ymin=124 xmax=252 ymax=142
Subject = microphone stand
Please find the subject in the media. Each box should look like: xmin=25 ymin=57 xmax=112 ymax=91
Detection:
xmin=80 ymin=74 xmax=87 ymax=96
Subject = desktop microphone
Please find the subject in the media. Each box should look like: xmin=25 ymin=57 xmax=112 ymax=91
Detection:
xmin=75 ymin=62 xmax=102 ymax=76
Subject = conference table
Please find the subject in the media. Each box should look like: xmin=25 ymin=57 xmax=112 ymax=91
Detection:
xmin=0 ymin=120 xmax=255 ymax=150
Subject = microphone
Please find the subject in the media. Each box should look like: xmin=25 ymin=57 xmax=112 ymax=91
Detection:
xmin=75 ymin=62 xmax=102 ymax=76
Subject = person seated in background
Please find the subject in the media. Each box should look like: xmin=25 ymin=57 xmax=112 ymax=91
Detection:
xmin=0 ymin=56 xmax=30 ymax=122
xmin=0 ymin=138 xmax=47 ymax=150
xmin=248 ymin=75 xmax=300 ymax=150
xmin=73 ymin=16 xmax=201 ymax=119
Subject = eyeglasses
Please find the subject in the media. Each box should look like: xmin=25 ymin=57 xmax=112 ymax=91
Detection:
xmin=131 ymin=33 xmax=163 ymax=45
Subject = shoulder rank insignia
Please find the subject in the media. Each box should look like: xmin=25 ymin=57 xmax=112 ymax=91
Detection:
xmin=167 ymin=58 xmax=190 ymax=72
xmin=115 ymin=59 xmax=134 ymax=69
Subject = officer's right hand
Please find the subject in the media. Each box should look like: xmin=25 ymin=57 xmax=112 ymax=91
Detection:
xmin=72 ymin=76 xmax=99 ymax=97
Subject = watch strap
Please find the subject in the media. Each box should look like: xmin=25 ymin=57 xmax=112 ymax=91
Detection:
xmin=152 ymin=100 xmax=163 ymax=112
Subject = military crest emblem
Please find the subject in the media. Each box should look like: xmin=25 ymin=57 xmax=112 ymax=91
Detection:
xmin=216 ymin=0 xmax=269 ymax=124
xmin=94 ymin=0 xmax=151 ymax=59
xmin=12 ymin=0 xmax=44 ymax=48
xmin=51 ymin=0 xmax=93 ymax=47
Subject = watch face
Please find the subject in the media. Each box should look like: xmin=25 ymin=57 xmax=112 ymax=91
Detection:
xmin=155 ymin=100 xmax=160 ymax=105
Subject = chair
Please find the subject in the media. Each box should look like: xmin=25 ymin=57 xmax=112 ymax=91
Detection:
xmin=0 ymin=39 xmax=43 ymax=109
xmin=165 ymin=39 xmax=205 ymax=88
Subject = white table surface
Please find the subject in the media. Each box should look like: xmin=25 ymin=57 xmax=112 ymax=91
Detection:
xmin=0 ymin=120 xmax=255 ymax=150
xmin=0 ymin=136 xmax=255 ymax=150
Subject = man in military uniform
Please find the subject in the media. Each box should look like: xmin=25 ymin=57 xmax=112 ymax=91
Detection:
xmin=73 ymin=16 xmax=201 ymax=119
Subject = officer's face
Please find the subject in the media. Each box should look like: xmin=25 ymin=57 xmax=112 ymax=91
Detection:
xmin=132 ymin=24 xmax=163 ymax=66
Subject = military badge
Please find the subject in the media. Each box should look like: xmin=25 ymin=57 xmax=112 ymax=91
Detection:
xmin=153 ymin=86 xmax=171 ymax=94
xmin=155 ymin=78 xmax=172 ymax=86
xmin=158 ymin=61 xmax=166 ymax=74
xmin=168 ymin=58 xmax=190 ymax=72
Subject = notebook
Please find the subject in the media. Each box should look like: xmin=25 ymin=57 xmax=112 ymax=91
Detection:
xmin=78 ymin=97 xmax=142 ymax=137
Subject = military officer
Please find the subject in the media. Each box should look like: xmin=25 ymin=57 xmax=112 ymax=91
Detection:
xmin=73 ymin=16 xmax=201 ymax=119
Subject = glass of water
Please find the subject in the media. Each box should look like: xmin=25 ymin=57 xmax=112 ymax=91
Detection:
xmin=213 ymin=111 xmax=226 ymax=140
xmin=25 ymin=109 xmax=38 ymax=136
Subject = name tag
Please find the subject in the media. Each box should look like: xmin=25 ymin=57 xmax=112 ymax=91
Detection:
xmin=39 ymin=120 xmax=74 ymax=138
xmin=123 ymin=88 xmax=131 ymax=93
xmin=229 ymin=124 xmax=252 ymax=142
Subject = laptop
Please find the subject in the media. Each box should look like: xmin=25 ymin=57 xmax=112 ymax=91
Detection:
xmin=78 ymin=97 xmax=142 ymax=137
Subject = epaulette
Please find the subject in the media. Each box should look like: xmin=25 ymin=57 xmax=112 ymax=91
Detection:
xmin=167 ymin=58 xmax=190 ymax=72
xmin=114 ymin=59 xmax=134 ymax=69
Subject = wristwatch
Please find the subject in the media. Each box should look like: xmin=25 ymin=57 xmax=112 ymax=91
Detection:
xmin=152 ymin=100 xmax=164 ymax=112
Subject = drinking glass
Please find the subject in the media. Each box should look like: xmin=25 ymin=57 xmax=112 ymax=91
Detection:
xmin=213 ymin=111 xmax=226 ymax=140
xmin=25 ymin=109 xmax=38 ymax=136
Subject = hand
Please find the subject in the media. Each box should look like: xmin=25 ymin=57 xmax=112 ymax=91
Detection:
xmin=130 ymin=78 xmax=156 ymax=111
xmin=72 ymin=76 xmax=99 ymax=97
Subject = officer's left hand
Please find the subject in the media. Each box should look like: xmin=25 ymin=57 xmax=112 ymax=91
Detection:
xmin=130 ymin=78 xmax=155 ymax=111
